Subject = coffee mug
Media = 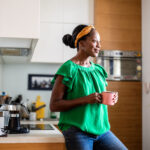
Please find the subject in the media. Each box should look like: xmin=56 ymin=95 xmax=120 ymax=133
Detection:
xmin=0 ymin=117 xmax=4 ymax=129
xmin=29 ymin=112 xmax=36 ymax=121
xmin=3 ymin=111 xmax=10 ymax=128
xmin=102 ymin=91 xmax=118 ymax=105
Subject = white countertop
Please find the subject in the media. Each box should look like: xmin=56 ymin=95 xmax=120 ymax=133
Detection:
xmin=0 ymin=120 xmax=65 ymax=143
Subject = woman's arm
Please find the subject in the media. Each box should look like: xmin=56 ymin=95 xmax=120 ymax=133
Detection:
xmin=50 ymin=75 xmax=102 ymax=112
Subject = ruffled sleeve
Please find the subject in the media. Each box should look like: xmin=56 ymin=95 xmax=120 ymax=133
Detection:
xmin=94 ymin=63 xmax=108 ymax=86
xmin=51 ymin=60 xmax=76 ymax=91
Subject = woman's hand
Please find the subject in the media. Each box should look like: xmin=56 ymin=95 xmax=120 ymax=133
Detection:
xmin=85 ymin=92 xmax=102 ymax=104
xmin=112 ymin=92 xmax=118 ymax=104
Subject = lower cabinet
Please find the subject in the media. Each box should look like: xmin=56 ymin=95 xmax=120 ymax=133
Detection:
xmin=107 ymin=81 xmax=142 ymax=150
xmin=0 ymin=143 xmax=66 ymax=150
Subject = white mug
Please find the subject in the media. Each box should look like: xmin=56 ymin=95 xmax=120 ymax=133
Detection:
xmin=29 ymin=112 xmax=36 ymax=121
xmin=0 ymin=117 xmax=4 ymax=129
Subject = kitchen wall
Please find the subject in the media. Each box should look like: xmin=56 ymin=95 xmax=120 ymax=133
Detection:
xmin=142 ymin=0 xmax=150 ymax=149
xmin=2 ymin=63 xmax=61 ymax=118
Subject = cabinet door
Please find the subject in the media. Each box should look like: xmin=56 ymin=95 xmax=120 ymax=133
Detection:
xmin=40 ymin=0 xmax=63 ymax=23
xmin=63 ymin=0 xmax=92 ymax=24
xmin=94 ymin=0 xmax=141 ymax=50
xmin=0 ymin=0 xmax=40 ymax=38
xmin=31 ymin=23 xmax=64 ymax=63
xmin=40 ymin=0 xmax=93 ymax=24
xmin=107 ymin=81 xmax=142 ymax=150
xmin=0 ymin=143 xmax=66 ymax=150
xmin=63 ymin=24 xmax=78 ymax=62
xmin=32 ymin=0 xmax=94 ymax=63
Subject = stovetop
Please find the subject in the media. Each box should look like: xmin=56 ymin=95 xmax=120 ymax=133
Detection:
xmin=21 ymin=124 xmax=54 ymax=130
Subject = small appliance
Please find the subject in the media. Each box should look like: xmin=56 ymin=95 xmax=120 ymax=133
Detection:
xmin=7 ymin=110 xmax=29 ymax=134
xmin=0 ymin=104 xmax=29 ymax=134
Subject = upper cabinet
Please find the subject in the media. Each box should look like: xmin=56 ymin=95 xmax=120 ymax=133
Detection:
xmin=40 ymin=0 xmax=93 ymax=24
xmin=40 ymin=0 xmax=63 ymax=23
xmin=95 ymin=0 xmax=141 ymax=51
xmin=0 ymin=0 xmax=40 ymax=57
xmin=31 ymin=0 xmax=94 ymax=63
xmin=63 ymin=0 xmax=93 ymax=24
xmin=31 ymin=23 xmax=64 ymax=63
xmin=0 ymin=0 xmax=40 ymax=38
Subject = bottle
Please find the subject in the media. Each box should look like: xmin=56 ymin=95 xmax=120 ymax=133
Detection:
xmin=35 ymin=96 xmax=45 ymax=120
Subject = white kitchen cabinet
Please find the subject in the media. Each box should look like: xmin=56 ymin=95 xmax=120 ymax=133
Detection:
xmin=63 ymin=24 xmax=78 ymax=62
xmin=63 ymin=0 xmax=93 ymax=24
xmin=31 ymin=23 xmax=64 ymax=63
xmin=40 ymin=0 xmax=93 ymax=24
xmin=0 ymin=0 xmax=40 ymax=38
xmin=40 ymin=0 xmax=63 ymax=23
xmin=32 ymin=0 xmax=94 ymax=63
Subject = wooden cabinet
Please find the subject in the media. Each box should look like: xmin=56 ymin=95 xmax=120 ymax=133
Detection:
xmin=94 ymin=0 xmax=141 ymax=51
xmin=0 ymin=143 xmax=66 ymax=150
xmin=107 ymin=81 xmax=142 ymax=150
xmin=95 ymin=1 xmax=142 ymax=147
xmin=32 ymin=0 xmax=94 ymax=63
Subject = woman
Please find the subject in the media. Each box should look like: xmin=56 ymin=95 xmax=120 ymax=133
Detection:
xmin=50 ymin=24 xmax=127 ymax=150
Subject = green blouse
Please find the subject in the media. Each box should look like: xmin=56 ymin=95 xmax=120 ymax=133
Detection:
xmin=51 ymin=60 xmax=110 ymax=135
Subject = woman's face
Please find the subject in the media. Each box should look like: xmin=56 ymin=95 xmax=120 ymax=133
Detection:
xmin=79 ymin=30 xmax=101 ymax=57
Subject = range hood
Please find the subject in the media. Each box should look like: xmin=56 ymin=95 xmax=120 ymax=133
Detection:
xmin=0 ymin=38 xmax=38 ymax=56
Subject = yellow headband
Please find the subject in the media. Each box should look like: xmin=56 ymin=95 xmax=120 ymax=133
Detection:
xmin=74 ymin=25 xmax=95 ymax=48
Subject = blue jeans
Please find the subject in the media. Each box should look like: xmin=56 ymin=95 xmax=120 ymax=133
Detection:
xmin=62 ymin=126 xmax=128 ymax=150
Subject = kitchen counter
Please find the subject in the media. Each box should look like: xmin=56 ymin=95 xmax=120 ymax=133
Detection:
xmin=42 ymin=118 xmax=59 ymax=124
xmin=0 ymin=120 xmax=66 ymax=150
xmin=0 ymin=120 xmax=64 ymax=144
